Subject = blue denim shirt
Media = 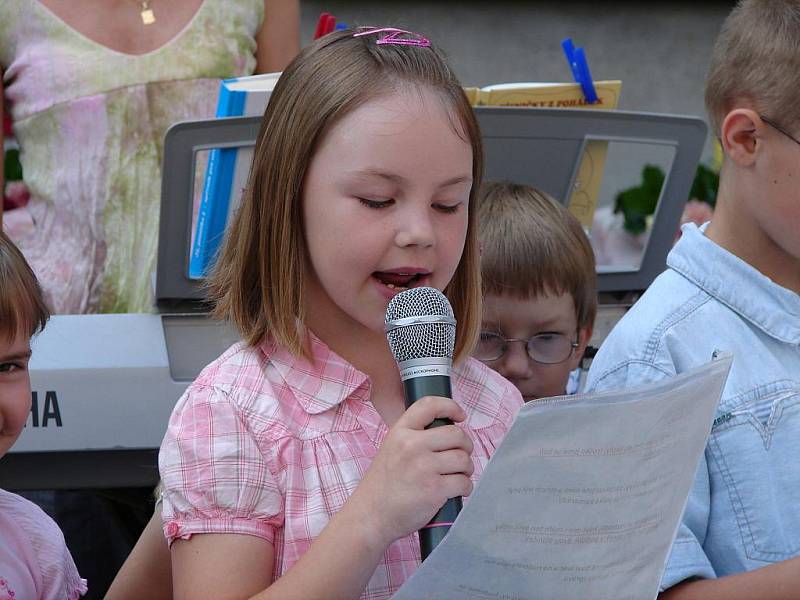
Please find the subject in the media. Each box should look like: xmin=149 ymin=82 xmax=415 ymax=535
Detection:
xmin=585 ymin=223 xmax=800 ymax=590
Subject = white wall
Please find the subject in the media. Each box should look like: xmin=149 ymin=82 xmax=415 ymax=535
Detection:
xmin=300 ymin=1 xmax=734 ymax=161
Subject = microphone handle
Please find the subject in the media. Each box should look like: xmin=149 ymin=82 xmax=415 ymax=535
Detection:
xmin=402 ymin=375 xmax=463 ymax=560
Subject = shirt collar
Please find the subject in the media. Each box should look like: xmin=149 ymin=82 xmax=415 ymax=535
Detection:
xmin=260 ymin=333 xmax=371 ymax=415
xmin=667 ymin=223 xmax=800 ymax=343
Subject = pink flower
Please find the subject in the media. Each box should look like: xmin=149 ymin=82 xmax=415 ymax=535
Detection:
xmin=675 ymin=200 xmax=714 ymax=242
xmin=3 ymin=180 xmax=30 ymax=210
xmin=681 ymin=199 xmax=714 ymax=227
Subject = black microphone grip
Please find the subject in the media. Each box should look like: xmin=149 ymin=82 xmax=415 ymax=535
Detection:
xmin=402 ymin=374 xmax=464 ymax=559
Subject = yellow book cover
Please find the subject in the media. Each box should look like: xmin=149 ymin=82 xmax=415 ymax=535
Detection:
xmin=468 ymin=80 xmax=622 ymax=229
xmin=463 ymin=86 xmax=481 ymax=106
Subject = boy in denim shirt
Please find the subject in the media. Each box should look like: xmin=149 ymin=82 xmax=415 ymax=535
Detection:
xmin=474 ymin=181 xmax=596 ymax=400
xmin=585 ymin=1 xmax=800 ymax=596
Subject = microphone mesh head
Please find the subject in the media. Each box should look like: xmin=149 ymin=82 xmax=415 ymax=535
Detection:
xmin=385 ymin=287 xmax=456 ymax=363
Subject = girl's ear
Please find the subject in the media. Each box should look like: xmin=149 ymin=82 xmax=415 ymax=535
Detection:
xmin=720 ymin=108 xmax=762 ymax=167
xmin=568 ymin=323 xmax=594 ymax=372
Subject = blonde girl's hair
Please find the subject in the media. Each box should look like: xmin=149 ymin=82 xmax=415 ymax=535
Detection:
xmin=477 ymin=181 xmax=597 ymax=332
xmin=0 ymin=231 xmax=50 ymax=342
xmin=207 ymin=29 xmax=483 ymax=362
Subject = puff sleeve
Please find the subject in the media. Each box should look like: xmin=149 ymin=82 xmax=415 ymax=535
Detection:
xmin=159 ymin=383 xmax=284 ymax=546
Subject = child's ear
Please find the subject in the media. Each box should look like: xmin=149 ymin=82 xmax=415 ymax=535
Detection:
xmin=569 ymin=324 xmax=594 ymax=372
xmin=720 ymin=108 xmax=762 ymax=167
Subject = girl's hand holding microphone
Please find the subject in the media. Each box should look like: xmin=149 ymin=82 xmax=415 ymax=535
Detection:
xmin=352 ymin=395 xmax=474 ymax=548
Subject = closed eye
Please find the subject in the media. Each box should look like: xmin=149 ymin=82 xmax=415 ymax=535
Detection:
xmin=533 ymin=332 xmax=564 ymax=342
xmin=358 ymin=197 xmax=394 ymax=209
xmin=433 ymin=202 xmax=462 ymax=214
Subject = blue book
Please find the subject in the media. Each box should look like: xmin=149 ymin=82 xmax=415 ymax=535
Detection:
xmin=188 ymin=72 xmax=281 ymax=279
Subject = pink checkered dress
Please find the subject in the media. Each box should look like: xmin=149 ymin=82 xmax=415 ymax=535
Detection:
xmin=159 ymin=334 xmax=522 ymax=599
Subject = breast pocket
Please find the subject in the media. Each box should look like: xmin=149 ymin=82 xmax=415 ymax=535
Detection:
xmin=707 ymin=381 xmax=800 ymax=562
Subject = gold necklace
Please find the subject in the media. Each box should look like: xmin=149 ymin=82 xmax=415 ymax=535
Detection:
xmin=138 ymin=1 xmax=156 ymax=25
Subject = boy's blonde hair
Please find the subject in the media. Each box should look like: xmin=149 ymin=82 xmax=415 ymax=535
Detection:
xmin=706 ymin=0 xmax=800 ymax=137
xmin=208 ymin=29 xmax=483 ymax=362
xmin=478 ymin=181 xmax=597 ymax=332
xmin=0 ymin=231 xmax=49 ymax=341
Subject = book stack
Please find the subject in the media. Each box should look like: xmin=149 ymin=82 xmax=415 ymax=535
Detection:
xmin=188 ymin=72 xmax=281 ymax=279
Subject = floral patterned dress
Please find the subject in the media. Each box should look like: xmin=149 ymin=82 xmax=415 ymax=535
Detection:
xmin=0 ymin=0 xmax=263 ymax=313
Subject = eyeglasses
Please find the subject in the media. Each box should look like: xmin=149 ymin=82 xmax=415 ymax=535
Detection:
xmin=760 ymin=115 xmax=800 ymax=148
xmin=475 ymin=331 xmax=578 ymax=364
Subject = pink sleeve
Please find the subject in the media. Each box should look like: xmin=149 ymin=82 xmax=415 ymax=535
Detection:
xmin=158 ymin=383 xmax=284 ymax=546
xmin=1 ymin=491 xmax=88 ymax=599
xmin=39 ymin=538 xmax=88 ymax=600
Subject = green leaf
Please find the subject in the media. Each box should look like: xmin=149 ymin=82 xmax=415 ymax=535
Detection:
xmin=614 ymin=162 xmax=718 ymax=234
xmin=614 ymin=164 xmax=665 ymax=234
xmin=689 ymin=163 xmax=719 ymax=207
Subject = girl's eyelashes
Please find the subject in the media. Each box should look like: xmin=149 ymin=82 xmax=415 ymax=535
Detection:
xmin=358 ymin=197 xmax=394 ymax=209
xmin=433 ymin=202 xmax=462 ymax=214
xmin=356 ymin=197 xmax=462 ymax=213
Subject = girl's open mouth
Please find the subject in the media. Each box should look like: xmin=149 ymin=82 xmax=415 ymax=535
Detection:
xmin=372 ymin=271 xmax=428 ymax=293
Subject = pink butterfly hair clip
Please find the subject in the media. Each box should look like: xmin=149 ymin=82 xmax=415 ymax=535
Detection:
xmin=353 ymin=27 xmax=431 ymax=48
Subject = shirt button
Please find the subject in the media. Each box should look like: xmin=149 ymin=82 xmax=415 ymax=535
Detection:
xmin=166 ymin=521 xmax=180 ymax=537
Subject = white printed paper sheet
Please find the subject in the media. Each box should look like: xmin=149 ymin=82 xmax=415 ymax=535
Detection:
xmin=393 ymin=354 xmax=732 ymax=600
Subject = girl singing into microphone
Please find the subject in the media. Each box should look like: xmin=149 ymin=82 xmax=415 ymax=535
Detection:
xmin=158 ymin=28 xmax=522 ymax=599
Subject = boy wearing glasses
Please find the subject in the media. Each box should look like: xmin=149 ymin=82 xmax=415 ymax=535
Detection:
xmin=474 ymin=181 xmax=596 ymax=401
xmin=586 ymin=1 xmax=800 ymax=597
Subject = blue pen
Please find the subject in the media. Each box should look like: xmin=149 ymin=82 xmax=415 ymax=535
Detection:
xmin=561 ymin=38 xmax=599 ymax=104
xmin=335 ymin=22 xmax=349 ymax=31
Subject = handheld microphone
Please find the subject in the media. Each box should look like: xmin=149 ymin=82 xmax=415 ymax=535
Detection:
xmin=385 ymin=286 xmax=463 ymax=560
